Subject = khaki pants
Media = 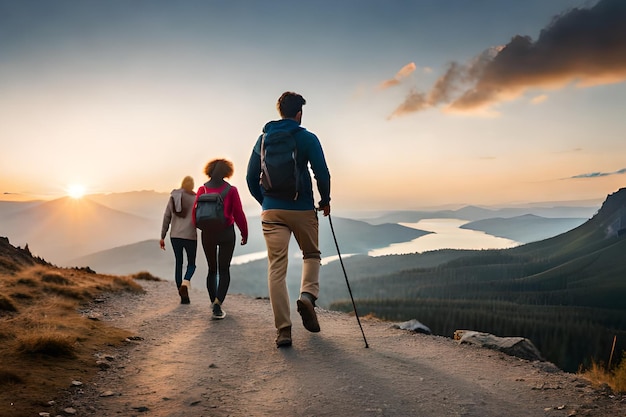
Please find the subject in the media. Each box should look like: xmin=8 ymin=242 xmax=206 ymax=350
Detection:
xmin=261 ymin=209 xmax=321 ymax=330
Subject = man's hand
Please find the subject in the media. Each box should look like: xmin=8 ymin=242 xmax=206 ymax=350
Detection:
xmin=159 ymin=239 xmax=166 ymax=250
xmin=318 ymin=205 xmax=331 ymax=217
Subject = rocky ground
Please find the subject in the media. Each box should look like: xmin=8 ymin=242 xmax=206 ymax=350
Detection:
xmin=53 ymin=280 xmax=624 ymax=417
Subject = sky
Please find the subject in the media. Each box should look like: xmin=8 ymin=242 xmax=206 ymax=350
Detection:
xmin=1 ymin=0 xmax=625 ymax=211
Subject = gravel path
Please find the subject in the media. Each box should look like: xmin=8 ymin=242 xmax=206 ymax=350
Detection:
xmin=65 ymin=280 xmax=624 ymax=417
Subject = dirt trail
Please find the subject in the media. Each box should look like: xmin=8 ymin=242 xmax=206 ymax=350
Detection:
xmin=70 ymin=280 xmax=623 ymax=417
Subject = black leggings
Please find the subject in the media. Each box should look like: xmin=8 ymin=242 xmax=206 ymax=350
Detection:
xmin=201 ymin=224 xmax=235 ymax=304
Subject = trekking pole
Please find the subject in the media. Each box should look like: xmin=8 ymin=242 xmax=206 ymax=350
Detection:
xmin=327 ymin=213 xmax=369 ymax=348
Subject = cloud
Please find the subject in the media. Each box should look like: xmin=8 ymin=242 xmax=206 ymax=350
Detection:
xmin=390 ymin=0 xmax=626 ymax=117
xmin=530 ymin=94 xmax=548 ymax=104
xmin=570 ymin=168 xmax=626 ymax=179
xmin=378 ymin=62 xmax=416 ymax=90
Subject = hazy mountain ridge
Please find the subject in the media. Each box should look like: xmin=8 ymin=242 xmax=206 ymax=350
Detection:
xmin=85 ymin=190 xmax=171 ymax=220
xmin=460 ymin=214 xmax=588 ymax=243
xmin=0 ymin=196 xmax=159 ymax=264
xmin=1 ymin=191 xmax=601 ymax=284
xmin=365 ymin=204 xmax=598 ymax=225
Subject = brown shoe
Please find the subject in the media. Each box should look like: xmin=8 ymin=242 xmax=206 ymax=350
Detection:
xmin=178 ymin=285 xmax=190 ymax=304
xmin=297 ymin=298 xmax=320 ymax=332
xmin=275 ymin=326 xmax=292 ymax=348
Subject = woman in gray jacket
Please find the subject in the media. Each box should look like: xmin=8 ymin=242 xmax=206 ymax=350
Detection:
xmin=160 ymin=175 xmax=198 ymax=304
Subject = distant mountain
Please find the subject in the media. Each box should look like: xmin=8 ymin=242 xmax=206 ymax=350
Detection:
xmin=0 ymin=197 xmax=158 ymax=265
xmin=2 ymin=190 xmax=602 ymax=279
xmin=85 ymin=190 xmax=170 ymax=220
xmin=0 ymin=200 xmax=42 ymax=217
xmin=460 ymin=214 xmax=588 ymax=243
xmin=68 ymin=217 xmax=429 ymax=278
xmin=365 ymin=204 xmax=598 ymax=224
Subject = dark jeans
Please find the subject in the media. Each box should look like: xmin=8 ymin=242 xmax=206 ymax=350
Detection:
xmin=170 ymin=238 xmax=197 ymax=288
xmin=201 ymin=224 xmax=236 ymax=304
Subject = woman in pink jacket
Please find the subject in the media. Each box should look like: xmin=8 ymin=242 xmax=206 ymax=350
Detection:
xmin=193 ymin=158 xmax=248 ymax=320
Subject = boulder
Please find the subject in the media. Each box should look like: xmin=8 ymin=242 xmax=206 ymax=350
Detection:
xmin=454 ymin=330 xmax=544 ymax=361
xmin=392 ymin=319 xmax=432 ymax=334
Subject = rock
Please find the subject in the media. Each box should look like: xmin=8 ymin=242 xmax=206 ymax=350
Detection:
xmin=96 ymin=360 xmax=111 ymax=369
xmin=87 ymin=313 xmax=101 ymax=321
xmin=454 ymin=330 xmax=544 ymax=361
xmin=132 ymin=406 xmax=150 ymax=412
xmin=126 ymin=335 xmax=144 ymax=341
xmin=392 ymin=319 xmax=432 ymax=334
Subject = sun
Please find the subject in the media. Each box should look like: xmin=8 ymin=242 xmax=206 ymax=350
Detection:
xmin=66 ymin=184 xmax=86 ymax=199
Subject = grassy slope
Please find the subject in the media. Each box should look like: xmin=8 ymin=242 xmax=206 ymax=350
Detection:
xmin=0 ymin=238 xmax=152 ymax=416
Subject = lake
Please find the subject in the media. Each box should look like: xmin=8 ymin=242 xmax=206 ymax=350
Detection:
xmin=231 ymin=218 xmax=520 ymax=265
xmin=368 ymin=218 xmax=520 ymax=257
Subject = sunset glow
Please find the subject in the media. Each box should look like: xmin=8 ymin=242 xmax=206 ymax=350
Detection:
xmin=1 ymin=0 xmax=625 ymax=209
xmin=66 ymin=184 xmax=86 ymax=199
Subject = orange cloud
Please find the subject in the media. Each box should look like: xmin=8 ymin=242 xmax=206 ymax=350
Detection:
xmin=378 ymin=62 xmax=416 ymax=90
xmin=531 ymin=94 xmax=548 ymax=104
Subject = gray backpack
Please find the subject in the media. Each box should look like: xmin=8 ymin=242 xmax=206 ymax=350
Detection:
xmin=195 ymin=184 xmax=231 ymax=231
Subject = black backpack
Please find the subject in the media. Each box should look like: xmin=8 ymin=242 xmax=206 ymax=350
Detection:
xmin=260 ymin=127 xmax=301 ymax=200
xmin=195 ymin=184 xmax=231 ymax=231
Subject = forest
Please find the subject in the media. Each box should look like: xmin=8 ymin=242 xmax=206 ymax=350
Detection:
xmin=325 ymin=190 xmax=626 ymax=372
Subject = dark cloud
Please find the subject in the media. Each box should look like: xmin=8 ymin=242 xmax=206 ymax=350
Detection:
xmin=570 ymin=168 xmax=626 ymax=179
xmin=391 ymin=0 xmax=626 ymax=118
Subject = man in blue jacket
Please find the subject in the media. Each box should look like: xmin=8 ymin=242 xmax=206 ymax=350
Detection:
xmin=246 ymin=91 xmax=331 ymax=348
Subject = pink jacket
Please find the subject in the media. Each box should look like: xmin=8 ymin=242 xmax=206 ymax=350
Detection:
xmin=193 ymin=182 xmax=248 ymax=240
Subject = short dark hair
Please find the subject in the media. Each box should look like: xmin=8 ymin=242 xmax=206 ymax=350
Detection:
xmin=277 ymin=92 xmax=306 ymax=118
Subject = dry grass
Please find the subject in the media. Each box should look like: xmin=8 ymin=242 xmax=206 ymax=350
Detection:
xmin=579 ymin=352 xmax=626 ymax=394
xmin=131 ymin=270 xmax=162 ymax=281
xmin=0 ymin=263 xmax=154 ymax=416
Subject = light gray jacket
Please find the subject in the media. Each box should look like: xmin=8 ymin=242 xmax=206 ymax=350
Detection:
xmin=160 ymin=188 xmax=197 ymax=240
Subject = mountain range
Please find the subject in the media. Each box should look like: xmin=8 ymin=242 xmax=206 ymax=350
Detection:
xmin=0 ymin=190 xmax=598 ymax=270
xmin=0 ymin=197 xmax=155 ymax=264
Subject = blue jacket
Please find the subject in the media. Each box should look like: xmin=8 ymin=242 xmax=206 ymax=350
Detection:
xmin=246 ymin=118 xmax=331 ymax=211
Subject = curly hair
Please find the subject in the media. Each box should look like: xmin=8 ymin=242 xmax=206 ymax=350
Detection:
xmin=204 ymin=158 xmax=234 ymax=179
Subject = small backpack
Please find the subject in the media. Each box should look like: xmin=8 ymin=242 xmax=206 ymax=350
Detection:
xmin=260 ymin=127 xmax=301 ymax=200
xmin=195 ymin=184 xmax=231 ymax=231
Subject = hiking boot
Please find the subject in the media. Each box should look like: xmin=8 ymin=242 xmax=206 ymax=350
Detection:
xmin=212 ymin=302 xmax=226 ymax=320
xmin=178 ymin=285 xmax=190 ymax=304
xmin=275 ymin=326 xmax=292 ymax=348
xmin=297 ymin=297 xmax=320 ymax=333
